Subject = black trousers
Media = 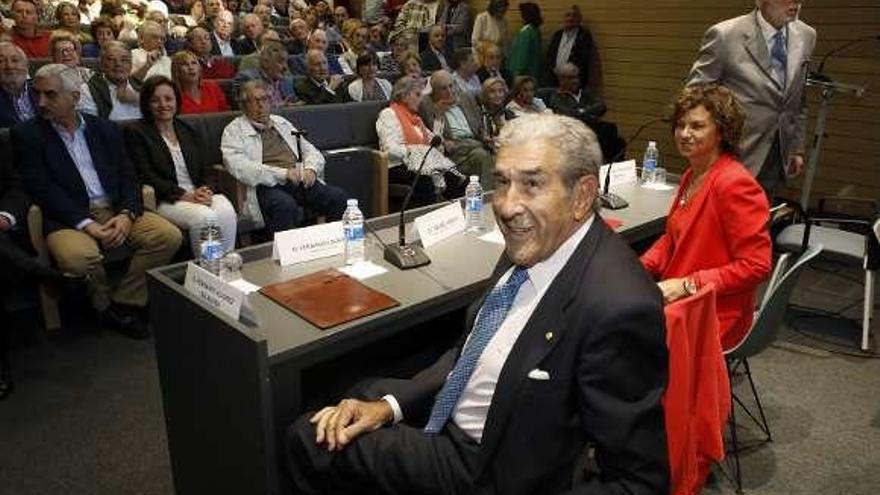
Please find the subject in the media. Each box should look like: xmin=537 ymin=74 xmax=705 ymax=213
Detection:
xmin=285 ymin=414 xmax=481 ymax=495
xmin=256 ymin=181 xmax=348 ymax=234
xmin=756 ymin=134 xmax=786 ymax=200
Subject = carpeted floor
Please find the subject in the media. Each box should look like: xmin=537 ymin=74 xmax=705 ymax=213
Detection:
xmin=1 ymin=262 xmax=878 ymax=495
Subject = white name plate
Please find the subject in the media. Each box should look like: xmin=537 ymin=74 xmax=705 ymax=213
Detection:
xmin=184 ymin=262 xmax=244 ymax=320
xmin=414 ymin=202 xmax=465 ymax=248
xmin=272 ymin=221 xmax=345 ymax=266
xmin=599 ymin=159 xmax=638 ymax=187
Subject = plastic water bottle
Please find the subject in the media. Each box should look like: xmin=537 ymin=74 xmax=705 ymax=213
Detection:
xmin=642 ymin=141 xmax=659 ymax=185
xmin=465 ymin=175 xmax=484 ymax=234
xmin=199 ymin=219 xmax=224 ymax=275
xmin=343 ymin=199 xmax=365 ymax=265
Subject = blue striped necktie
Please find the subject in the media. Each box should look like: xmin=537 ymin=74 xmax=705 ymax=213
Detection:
xmin=771 ymin=30 xmax=787 ymax=88
xmin=424 ymin=266 xmax=530 ymax=434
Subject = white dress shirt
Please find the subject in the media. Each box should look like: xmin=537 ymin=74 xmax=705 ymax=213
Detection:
xmin=756 ymin=9 xmax=787 ymax=88
xmin=213 ymin=32 xmax=235 ymax=56
xmin=386 ymin=215 xmax=595 ymax=442
xmin=555 ymin=28 xmax=577 ymax=71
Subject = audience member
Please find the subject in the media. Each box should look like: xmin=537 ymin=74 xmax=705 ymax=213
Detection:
xmin=184 ymin=0 xmax=205 ymax=27
xmin=186 ymin=25 xmax=237 ymax=79
xmin=367 ymin=22 xmax=390 ymax=53
xmin=507 ymin=2 xmax=542 ymax=80
xmin=0 ymin=42 xmax=37 ymax=128
xmin=505 ymin=75 xmax=549 ymax=117
xmin=285 ymin=17 xmax=310 ymax=55
xmin=546 ymin=5 xmax=600 ymax=92
xmin=236 ymin=41 xmax=297 ymax=109
xmin=202 ymin=0 xmax=224 ymax=27
xmin=376 ymin=75 xmax=464 ymax=206
xmin=642 ymin=83 xmax=772 ymax=349
xmin=377 ymin=32 xmax=414 ymax=74
xmin=49 ymin=32 xmax=94 ymax=82
xmin=400 ymin=50 xmax=422 ymax=79
xmin=295 ymin=49 xmax=345 ymax=105
xmin=288 ymin=28 xmax=343 ymax=75
xmin=470 ymin=0 xmax=507 ymax=55
xmin=10 ymin=0 xmax=51 ymax=58
xmin=211 ymin=9 xmax=245 ymax=56
xmin=420 ymin=69 xmax=493 ymax=186
xmin=438 ymin=0 xmax=470 ymax=52
xmin=220 ymin=79 xmax=347 ymax=233
xmin=546 ymin=63 xmax=604 ymax=122
xmin=79 ymin=41 xmax=142 ymax=120
xmin=479 ymin=76 xmax=512 ymax=142
xmin=171 ymin=50 xmax=230 ymax=113
xmin=54 ymin=1 xmax=93 ymax=44
xmin=125 ymin=75 xmax=237 ymax=257
xmin=237 ymin=28 xmax=282 ymax=71
xmin=339 ymin=20 xmax=368 ymax=75
xmin=13 ymin=64 xmax=182 ymax=339
xmin=78 ymin=0 xmax=102 ymax=24
xmin=475 ymin=41 xmax=511 ymax=86
xmin=238 ymin=13 xmax=264 ymax=54
xmin=361 ymin=0 xmax=385 ymax=25
xmin=252 ymin=3 xmax=273 ymax=26
xmin=450 ymin=47 xmax=480 ymax=98
xmin=285 ymin=112 xmax=669 ymax=495
xmin=132 ymin=20 xmax=172 ymax=80
xmin=391 ymin=0 xmax=438 ymax=42
xmin=346 ymin=53 xmax=390 ymax=102
xmin=419 ymin=24 xmax=448 ymax=72
xmin=84 ymin=15 xmax=118 ymax=57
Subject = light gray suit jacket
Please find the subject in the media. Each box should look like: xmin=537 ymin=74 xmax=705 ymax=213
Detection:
xmin=688 ymin=10 xmax=816 ymax=176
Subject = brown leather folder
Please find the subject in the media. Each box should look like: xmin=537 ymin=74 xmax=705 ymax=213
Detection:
xmin=259 ymin=268 xmax=400 ymax=329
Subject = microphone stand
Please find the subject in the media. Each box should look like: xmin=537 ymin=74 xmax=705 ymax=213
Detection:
xmin=383 ymin=136 xmax=442 ymax=269
xmin=600 ymin=117 xmax=668 ymax=210
xmin=290 ymin=129 xmax=309 ymax=186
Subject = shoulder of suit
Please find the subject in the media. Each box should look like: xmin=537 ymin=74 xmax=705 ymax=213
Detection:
xmin=707 ymin=12 xmax=753 ymax=36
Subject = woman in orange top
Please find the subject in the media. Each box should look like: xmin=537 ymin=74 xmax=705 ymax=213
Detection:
xmin=641 ymin=83 xmax=772 ymax=350
xmin=171 ymin=50 xmax=230 ymax=114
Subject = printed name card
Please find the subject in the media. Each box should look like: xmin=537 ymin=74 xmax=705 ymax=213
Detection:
xmin=184 ymin=262 xmax=244 ymax=320
xmin=272 ymin=221 xmax=345 ymax=266
xmin=599 ymin=159 xmax=638 ymax=188
xmin=414 ymin=202 xmax=465 ymax=248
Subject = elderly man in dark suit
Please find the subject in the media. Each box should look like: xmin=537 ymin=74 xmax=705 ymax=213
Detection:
xmin=545 ymin=5 xmax=600 ymax=92
xmin=0 ymin=42 xmax=38 ymax=128
xmin=286 ymin=113 xmax=669 ymax=495
xmin=13 ymin=64 xmax=182 ymax=339
xmin=295 ymin=49 xmax=346 ymax=105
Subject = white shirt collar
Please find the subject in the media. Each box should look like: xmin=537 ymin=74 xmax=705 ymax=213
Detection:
xmin=522 ymin=214 xmax=594 ymax=294
xmin=757 ymin=9 xmax=786 ymax=44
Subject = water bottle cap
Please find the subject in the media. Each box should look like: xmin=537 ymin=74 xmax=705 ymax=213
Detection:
xmin=469 ymin=175 xmax=479 ymax=182
xmin=346 ymin=198 xmax=358 ymax=206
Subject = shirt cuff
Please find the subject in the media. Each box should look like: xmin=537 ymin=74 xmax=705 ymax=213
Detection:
xmin=381 ymin=394 xmax=403 ymax=424
xmin=0 ymin=211 xmax=16 ymax=229
xmin=76 ymin=218 xmax=94 ymax=230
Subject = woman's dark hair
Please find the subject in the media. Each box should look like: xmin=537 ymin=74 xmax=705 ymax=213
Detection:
xmin=90 ymin=16 xmax=119 ymax=39
xmin=519 ymin=2 xmax=542 ymax=27
xmin=487 ymin=0 xmax=508 ymax=17
xmin=671 ymin=83 xmax=745 ymax=157
xmin=449 ymin=47 xmax=473 ymax=71
xmin=139 ymin=75 xmax=181 ymax=122
xmin=510 ymin=75 xmax=536 ymax=96
xmin=355 ymin=52 xmax=376 ymax=72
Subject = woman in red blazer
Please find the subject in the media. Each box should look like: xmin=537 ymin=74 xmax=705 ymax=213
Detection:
xmin=641 ymin=84 xmax=772 ymax=350
xmin=171 ymin=50 xmax=231 ymax=114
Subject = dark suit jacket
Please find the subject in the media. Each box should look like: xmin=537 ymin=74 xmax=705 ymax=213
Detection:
xmin=210 ymin=32 xmax=248 ymax=56
xmin=12 ymin=113 xmax=141 ymax=233
xmin=236 ymin=36 xmax=258 ymax=55
xmin=294 ymin=78 xmax=346 ymax=105
xmin=476 ymin=66 xmax=512 ymax=87
xmin=545 ymin=26 xmax=596 ymax=88
xmin=0 ymin=83 xmax=38 ymax=129
xmin=85 ymin=74 xmax=143 ymax=120
xmin=123 ymin=119 xmax=210 ymax=203
xmin=0 ymin=146 xmax=29 ymax=223
xmin=419 ymin=47 xmax=450 ymax=72
xmin=368 ymin=219 xmax=670 ymax=495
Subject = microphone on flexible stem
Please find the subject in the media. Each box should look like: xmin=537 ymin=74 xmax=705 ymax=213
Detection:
xmin=383 ymin=135 xmax=442 ymax=270
xmin=600 ymin=117 xmax=669 ymax=210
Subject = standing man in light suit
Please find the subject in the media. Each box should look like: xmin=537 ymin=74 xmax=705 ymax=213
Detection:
xmin=688 ymin=0 xmax=816 ymax=197
xmin=285 ymin=114 xmax=670 ymax=495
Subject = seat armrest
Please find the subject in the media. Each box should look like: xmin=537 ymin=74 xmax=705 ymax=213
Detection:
xmin=213 ymin=164 xmax=245 ymax=213
xmin=27 ymin=204 xmax=49 ymax=263
xmin=370 ymin=149 xmax=389 ymax=216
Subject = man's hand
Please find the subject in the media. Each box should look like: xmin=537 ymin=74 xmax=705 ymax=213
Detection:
xmin=116 ymin=85 xmax=139 ymax=104
xmin=287 ymin=167 xmax=302 ymax=184
xmin=328 ymin=74 xmax=343 ymax=91
xmin=657 ymin=278 xmax=689 ymax=304
xmin=302 ymin=168 xmax=317 ymax=188
xmin=84 ymin=221 xmax=114 ymax=246
xmin=193 ymin=186 xmax=213 ymax=205
xmin=0 ymin=215 xmax=11 ymax=232
xmin=787 ymin=154 xmax=805 ymax=177
xmin=310 ymin=399 xmax=393 ymax=452
xmin=180 ymin=191 xmax=199 ymax=203
xmin=103 ymin=214 xmax=133 ymax=248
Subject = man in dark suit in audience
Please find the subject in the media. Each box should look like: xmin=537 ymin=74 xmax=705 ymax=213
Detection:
xmin=286 ymin=113 xmax=669 ymax=495
xmin=288 ymin=29 xmax=345 ymax=76
xmin=78 ymin=41 xmax=143 ymax=121
xmin=420 ymin=24 xmax=450 ymax=72
xmin=0 ymin=42 xmax=38 ymax=128
xmin=13 ymin=64 xmax=182 ymax=339
xmin=545 ymin=5 xmax=600 ymax=92
xmin=295 ymin=50 xmax=346 ymax=105
xmin=211 ymin=10 xmax=247 ymax=56
xmin=237 ymin=13 xmax=265 ymax=55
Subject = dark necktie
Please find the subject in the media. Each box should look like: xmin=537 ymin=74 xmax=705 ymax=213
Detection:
xmin=771 ymin=30 xmax=787 ymax=88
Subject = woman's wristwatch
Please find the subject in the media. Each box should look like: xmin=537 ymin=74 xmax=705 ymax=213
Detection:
xmin=682 ymin=278 xmax=698 ymax=296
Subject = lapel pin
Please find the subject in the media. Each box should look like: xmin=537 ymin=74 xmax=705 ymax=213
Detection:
xmin=545 ymin=331 xmax=554 ymax=342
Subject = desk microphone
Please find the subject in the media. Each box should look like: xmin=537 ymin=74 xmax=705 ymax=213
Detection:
xmin=383 ymin=135 xmax=442 ymax=270
xmin=601 ymin=117 xmax=669 ymax=210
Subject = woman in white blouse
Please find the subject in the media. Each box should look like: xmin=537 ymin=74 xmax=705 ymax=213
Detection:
xmin=375 ymin=75 xmax=465 ymax=206
xmin=450 ymin=47 xmax=482 ymax=99
xmin=347 ymin=53 xmax=392 ymax=102
xmin=505 ymin=75 xmax=551 ymax=117
xmin=471 ymin=0 xmax=509 ymax=55
xmin=124 ymin=76 xmax=237 ymax=256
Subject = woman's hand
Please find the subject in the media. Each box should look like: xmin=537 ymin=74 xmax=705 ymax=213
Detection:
xmin=658 ymin=277 xmax=689 ymax=304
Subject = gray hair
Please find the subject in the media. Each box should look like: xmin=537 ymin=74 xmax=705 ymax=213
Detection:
xmin=555 ymin=62 xmax=579 ymax=78
xmin=0 ymin=41 xmax=28 ymax=61
xmin=237 ymin=78 xmax=267 ymax=104
xmin=390 ymin=75 xmax=423 ymax=102
xmin=137 ymin=19 xmax=164 ymax=37
xmin=101 ymin=40 xmax=131 ymax=59
xmin=497 ymin=114 xmax=603 ymax=210
xmin=305 ymin=48 xmax=326 ymax=69
xmin=34 ymin=63 xmax=83 ymax=92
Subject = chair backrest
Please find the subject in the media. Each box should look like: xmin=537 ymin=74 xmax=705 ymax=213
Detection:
xmin=726 ymin=243 xmax=824 ymax=360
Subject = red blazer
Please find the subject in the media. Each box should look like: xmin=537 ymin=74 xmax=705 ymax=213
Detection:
xmin=641 ymin=153 xmax=771 ymax=350
xmin=179 ymin=80 xmax=230 ymax=115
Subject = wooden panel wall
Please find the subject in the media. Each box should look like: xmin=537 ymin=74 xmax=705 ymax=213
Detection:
xmin=468 ymin=0 xmax=880 ymax=202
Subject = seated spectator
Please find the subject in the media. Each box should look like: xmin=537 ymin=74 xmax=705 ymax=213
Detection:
xmin=377 ymin=32 xmax=414 ymax=75
xmin=376 ymin=75 xmax=465 ymax=206
xmin=55 ymin=1 xmax=94 ymax=45
xmin=78 ymin=0 xmax=102 ymax=24
xmin=186 ymin=26 xmax=237 ymax=79
xmin=171 ymin=50 xmax=230 ymax=113
xmin=295 ymin=49 xmax=345 ymax=105
xmin=211 ymin=9 xmax=247 ymax=56
xmin=546 ymin=63 xmax=605 ymax=122
xmin=338 ymin=20 xmax=369 ymax=75
xmin=237 ymin=29 xmax=282 ymax=72
xmin=288 ymin=29 xmax=344 ymax=76
xmin=367 ymin=22 xmax=390 ymax=53
xmin=124 ymin=75 xmax=237 ymax=257
xmin=10 ymin=0 xmax=51 ymax=58
xmin=0 ymin=42 xmax=38 ymax=128
xmin=79 ymin=41 xmax=142 ymax=120
xmin=450 ymin=47 xmax=480 ymax=98
xmin=220 ymin=79 xmax=347 ymax=233
xmin=132 ymin=20 xmax=172 ymax=80
xmin=347 ymin=53 xmax=391 ymax=102
xmin=237 ymin=13 xmax=264 ymax=55
xmin=505 ymin=74 xmax=549 ymax=117
xmin=235 ymin=41 xmax=298 ymax=109
xmin=202 ymin=0 xmax=224 ymax=28
xmin=252 ymin=3 xmax=273 ymax=27
xmin=479 ymin=76 xmax=513 ymax=142
xmin=390 ymin=0 xmax=435 ymax=42
xmin=420 ymin=70 xmax=494 ymax=186
xmin=49 ymin=32 xmax=95 ymax=82
xmin=14 ymin=64 xmax=182 ymax=338
xmin=83 ymin=15 xmax=118 ymax=57
xmin=475 ymin=41 xmax=511 ymax=86
xmin=285 ymin=17 xmax=310 ymax=55
xmin=400 ymin=50 xmax=423 ymax=79
xmin=419 ymin=24 xmax=449 ymax=72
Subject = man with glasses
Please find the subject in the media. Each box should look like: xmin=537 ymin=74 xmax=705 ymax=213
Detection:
xmin=0 ymin=42 xmax=38 ymax=128
xmin=79 ymin=41 xmax=142 ymax=121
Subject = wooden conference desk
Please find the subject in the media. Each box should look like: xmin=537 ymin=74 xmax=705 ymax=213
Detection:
xmin=147 ymin=182 xmax=676 ymax=495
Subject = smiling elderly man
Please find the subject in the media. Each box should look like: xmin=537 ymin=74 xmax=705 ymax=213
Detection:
xmin=285 ymin=113 xmax=670 ymax=495
xmin=79 ymin=41 xmax=143 ymax=121
xmin=0 ymin=42 xmax=38 ymax=128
